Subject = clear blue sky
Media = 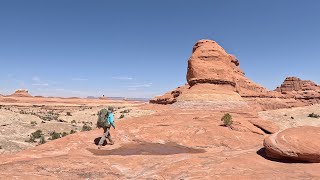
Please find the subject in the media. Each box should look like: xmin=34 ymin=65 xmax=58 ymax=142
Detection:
xmin=1 ymin=1 xmax=320 ymax=98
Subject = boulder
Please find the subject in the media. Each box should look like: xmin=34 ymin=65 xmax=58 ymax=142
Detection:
xmin=264 ymin=126 xmax=320 ymax=163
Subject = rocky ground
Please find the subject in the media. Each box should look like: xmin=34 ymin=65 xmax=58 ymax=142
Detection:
xmin=0 ymin=98 xmax=152 ymax=154
xmin=1 ymin=39 xmax=320 ymax=179
xmin=0 ymin=104 xmax=320 ymax=179
xmin=259 ymin=104 xmax=320 ymax=130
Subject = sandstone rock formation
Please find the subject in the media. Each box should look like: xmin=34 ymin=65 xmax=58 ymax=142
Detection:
xmin=264 ymin=126 xmax=320 ymax=163
xmin=276 ymin=77 xmax=320 ymax=104
xmin=151 ymin=39 xmax=320 ymax=110
xmin=185 ymin=40 xmax=269 ymax=97
xmin=150 ymin=40 xmax=284 ymax=110
xmin=150 ymin=84 xmax=189 ymax=104
xmin=10 ymin=89 xmax=32 ymax=97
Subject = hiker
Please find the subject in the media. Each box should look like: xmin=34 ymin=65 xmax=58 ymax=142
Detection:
xmin=97 ymin=107 xmax=115 ymax=149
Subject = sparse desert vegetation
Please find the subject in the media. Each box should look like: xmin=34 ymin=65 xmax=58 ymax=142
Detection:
xmin=308 ymin=113 xmax=320 ymax=118
xmin=221 ymin=113 xmax=233 ymax=127
xmin=0 ymin=102 xmax=153 ymax=153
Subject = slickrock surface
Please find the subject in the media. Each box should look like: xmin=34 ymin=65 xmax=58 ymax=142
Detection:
xmin=1 ymin=107 xmax=320 ymax=179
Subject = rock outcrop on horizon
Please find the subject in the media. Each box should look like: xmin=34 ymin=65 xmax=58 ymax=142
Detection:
xmin=264 ymin=126 xmax=320 ymax=163
xmin=275 ymin=77 xmax=320 ymax=104
xmin=9 ymin=89 xmax=32 ymax=97
xmin=151 ymin=39 xmax=319 ymax=110
xmin=150 ymin=84 xmax=189 ymax=104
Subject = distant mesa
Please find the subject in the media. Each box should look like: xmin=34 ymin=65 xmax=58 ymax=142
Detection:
xmin=150 ymin=39 xmax=320 ymax=110
xmin=87 ymin=96 xmax=98 ymax=99
xmin=10 ymin=89 xmax=32 ymax=97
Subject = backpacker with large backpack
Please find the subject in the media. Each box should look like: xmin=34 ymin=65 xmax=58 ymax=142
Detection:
xmin=96 ymin=108 xmax=109 ymax=128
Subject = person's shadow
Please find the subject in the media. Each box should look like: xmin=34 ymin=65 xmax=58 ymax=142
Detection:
xmin=94 ymin=137 xmax=107 ymax=146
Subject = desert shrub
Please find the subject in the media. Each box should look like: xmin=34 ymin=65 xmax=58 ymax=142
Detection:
xmin=41 ymin=113 xmax=59 ymax=121
xmin=49 ymin=132 xmax=61 ymax=140
xmin=71 ymin=120 xmax=77 ymax=126
xmin=66 ymin=112 xmax=72 ymax=116
xmin=0 ymin=145 xmax=2 ymax=149
xmin=32 ymin=130 xmax=43 ymax=139
xmin=308 ymin=113 xmax=320 ymax=118
xmin=119 ymin=114 xmax=125 ymax=119
xmin=39 ymin=136 xmax=46 ymax=145
xmin=62 ymin=132 xmax=69 ymax=137
xmin=30 ymin=121 xmax=37 ymax=126
xmin=221 ymin=113 xmax=233 ymax=127
xmin=82 ymin=124 xmax=92 ymax=131
xmin=120 ymin=109 xmax=131 ymax=114
xmin=291 ymin=116 xmax=295 ymax=119
xmin=70 ymin=129 xmax=76 ymax=134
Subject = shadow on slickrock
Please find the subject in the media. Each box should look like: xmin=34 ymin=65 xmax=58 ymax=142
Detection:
xmin=88 ymin=142 xmax=206 ymax=156
xmin=256 ymin=148 xmax=313 ymax=164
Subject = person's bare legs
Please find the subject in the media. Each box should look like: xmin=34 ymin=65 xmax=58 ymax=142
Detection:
xmin=98 ymin=127 xmax=109 ymax=149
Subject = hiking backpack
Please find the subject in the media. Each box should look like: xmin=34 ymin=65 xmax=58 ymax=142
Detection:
xmin=96 ymin=109 xmax=109 ymax=128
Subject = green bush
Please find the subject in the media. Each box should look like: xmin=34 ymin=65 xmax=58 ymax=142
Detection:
xmin=82 ymin=124 xmax=92 ymax=131
xmin=70 ymin=129 xmax=76 ymax=134
xmin=49 ymin=132 xmax=61 ymax=140
xmin=308 ymin=113 xmax=320 ymax=118
xmin=40 ymin=114 xmax=59 ymax=121
xmin=221 ymin=113 xmax=233 ymax=127
xmin=62 ymin=132 xmax=68 ymax=137
xmin=32 ymin=130 xmax=43 ymax=139
xmin=30 ymin=121 xmax=37 ymax=126
xmin=39 ymin=136 xmax=46 ymax=145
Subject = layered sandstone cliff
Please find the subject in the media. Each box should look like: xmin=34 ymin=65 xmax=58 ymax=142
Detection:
xmin=150 ymin=39 xmax=319 ymax=110
xmin=275 ymin=77 xmax=320 ymax=104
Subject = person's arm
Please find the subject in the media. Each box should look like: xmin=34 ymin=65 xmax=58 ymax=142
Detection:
xmin=109 ymin=114 xmax=116 ymax=129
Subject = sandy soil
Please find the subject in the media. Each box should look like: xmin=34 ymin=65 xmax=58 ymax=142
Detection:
xmin=259 ymin=104 xmax=320 ymax=130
